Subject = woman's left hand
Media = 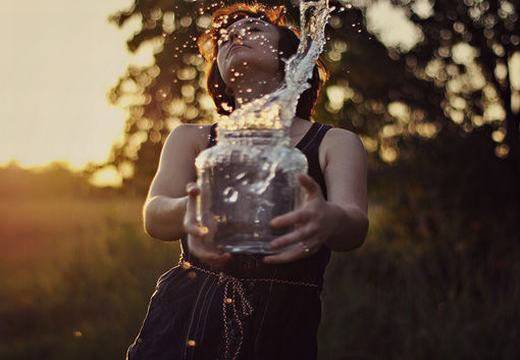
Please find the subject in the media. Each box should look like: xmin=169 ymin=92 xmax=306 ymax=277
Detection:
xmin=263 ymin=173 xmax=336 ymax=264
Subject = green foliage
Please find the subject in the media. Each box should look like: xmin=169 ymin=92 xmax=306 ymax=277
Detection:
xmin=319 ymin=247 xmax=520 ymax=359
xmin=105 ymin=0 xmax=519 ymax=193
xmin=319 ymin=124 xmax=520 ymax=359
xmin=0 ymin=196 xmax=179 ymax=359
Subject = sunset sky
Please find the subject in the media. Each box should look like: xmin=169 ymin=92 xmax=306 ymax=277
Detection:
xmin=1 ymin=0 xmax=150 ymax=170
xmin=1 ymin=0 xmax=421 ymax=177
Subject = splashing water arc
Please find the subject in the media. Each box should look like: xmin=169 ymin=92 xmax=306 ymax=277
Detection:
xmin=193 ymin=0 xmax=335 ymax=255
xmin=216 ymin=0 xmax=333 ymax=131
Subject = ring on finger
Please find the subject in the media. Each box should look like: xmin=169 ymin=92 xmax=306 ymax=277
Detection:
xmin=299 ymin=241 xmax=311 ymax=253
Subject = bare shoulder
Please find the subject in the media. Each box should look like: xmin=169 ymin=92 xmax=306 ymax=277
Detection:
xmin=324 ymin=127 xmax=365 ymax=147
xmin=163 ymin=123 xmax=213 ymax=155
xmin=321 ymin=126 xmax=368 ymax=167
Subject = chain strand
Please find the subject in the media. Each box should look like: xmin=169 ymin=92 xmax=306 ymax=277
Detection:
xmin=178 ymin=254 xmax=318 ymax=360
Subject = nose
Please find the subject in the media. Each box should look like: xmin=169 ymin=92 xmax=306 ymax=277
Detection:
xmin=227 ymin=26 xmax=244 ymax=45
xmin=228 ymin=30 xmax=239 ymax=44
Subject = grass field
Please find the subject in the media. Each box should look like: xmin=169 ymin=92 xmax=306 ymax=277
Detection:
xmin=1 ymin=195 xmax=519 ymax=359
xmin=0 ymin=196 xmax=178 ymax=359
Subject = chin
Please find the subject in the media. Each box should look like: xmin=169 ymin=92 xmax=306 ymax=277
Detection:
xmin=226 ymin=49 xmax=277 ymax=74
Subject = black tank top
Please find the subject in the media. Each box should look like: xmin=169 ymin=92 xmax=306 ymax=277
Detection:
xmin=179 ymin=121 xmax=333 ymax=291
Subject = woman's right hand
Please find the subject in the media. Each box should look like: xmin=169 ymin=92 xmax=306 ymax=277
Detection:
xmin=183 ymin=182 xmax=232 ymax=269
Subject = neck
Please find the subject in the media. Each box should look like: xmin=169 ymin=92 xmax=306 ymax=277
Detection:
xmin=231 ymin=71 xmax=284 ymax=107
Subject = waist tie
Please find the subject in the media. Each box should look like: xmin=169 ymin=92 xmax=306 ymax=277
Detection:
xmin=178 ymin=254 xmax=319 ymax=360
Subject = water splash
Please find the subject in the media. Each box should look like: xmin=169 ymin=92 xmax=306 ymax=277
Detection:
xmin=223 ymin=186 xmax=239 ymax=203
xmin=217 ymin=0 xmax=333 ymax=201
xmin=217 ymin=0 xmax=333 ymax=131
xmin=194 ymin=0 xmax=335 ymax=254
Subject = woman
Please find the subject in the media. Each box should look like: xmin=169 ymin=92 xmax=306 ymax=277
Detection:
xmin=126 ymin=3 xmax=368 ymax=360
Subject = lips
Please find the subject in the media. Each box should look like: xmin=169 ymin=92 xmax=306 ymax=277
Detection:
xmin=226 ymin=44 xmax=249 ymax=59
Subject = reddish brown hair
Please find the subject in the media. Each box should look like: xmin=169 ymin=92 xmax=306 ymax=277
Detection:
xmin=197 ymin=2 xmax=329 ymax=120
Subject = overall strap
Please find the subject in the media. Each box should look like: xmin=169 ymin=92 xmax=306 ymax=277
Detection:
xmin=207 ymin=123 xmax=218 ymax=148
xmin=299 ymin=123 xmax=331 ymax=152
xmin=302 ymin=123 xmax=334 ymax=200
xmin=295 ymin=122 xmax=321 ymax=150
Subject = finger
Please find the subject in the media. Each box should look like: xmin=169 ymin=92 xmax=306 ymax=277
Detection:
xmin=298 ymin=173 xmax=320 ymax=198
xmin=185 ymin=218 xmax=215 ymax=245
xmin=184 ymin=222 xmax=208 ymax=238
xmin=270 ymin=209 xmax=312 ymax=229
xmin=269 ymin=224 xmax=317 ymax=249
xmin=185 ymin=186 xmax=200 ymax=221
xmin=185 ymin=202 xmax=196 ymax=226
xmin=263 ymin=241 xmax=317 ymax=264
xmin=185 ymin=182 xmax=200 ymax=196
xmin=188 ymin=235 xmax=232 ymax=265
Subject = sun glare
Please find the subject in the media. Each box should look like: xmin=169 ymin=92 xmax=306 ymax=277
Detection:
xmin=89 ymin=166 xmax=123 ymax=188
xmin=0 ymin=0 xmax=148 ymax=187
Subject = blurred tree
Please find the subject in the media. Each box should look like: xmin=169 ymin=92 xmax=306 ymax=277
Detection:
xmin=384 ymin=0 xmax=520 ymax=188
xmin=103 ymin=0 xmax=518 ymax=199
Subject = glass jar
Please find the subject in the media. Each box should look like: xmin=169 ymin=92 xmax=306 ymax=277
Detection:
xmin=194 ymin=126 xmax=308 ymax=255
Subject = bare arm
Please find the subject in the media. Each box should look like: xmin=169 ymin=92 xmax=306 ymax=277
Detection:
xmin=143 ymin=196 xmax=188 ymax=241
xmin=262 ymin=126 xmax=369 ymax=263
xmin=322 ymin=128 xmax=369 ymax=252
xmin=143 ymin=124 xmax=203 ymax=241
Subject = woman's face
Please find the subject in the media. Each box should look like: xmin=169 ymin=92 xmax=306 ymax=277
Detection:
xmin=216 ymin=16 xmax=283 ymax=92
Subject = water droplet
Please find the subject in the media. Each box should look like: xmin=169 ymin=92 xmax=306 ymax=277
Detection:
xmin=187 ymin=339 xmax=197 ymax=347
xmin=223 ymin=187 xmax=238 ymax=203
xmin=236 ymin=172 xmax=247 ymax=180
xmin=197 ymin=0 xmax=332 ymax=250
xmin=214 ymin=214 xmax=228 ymax=223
